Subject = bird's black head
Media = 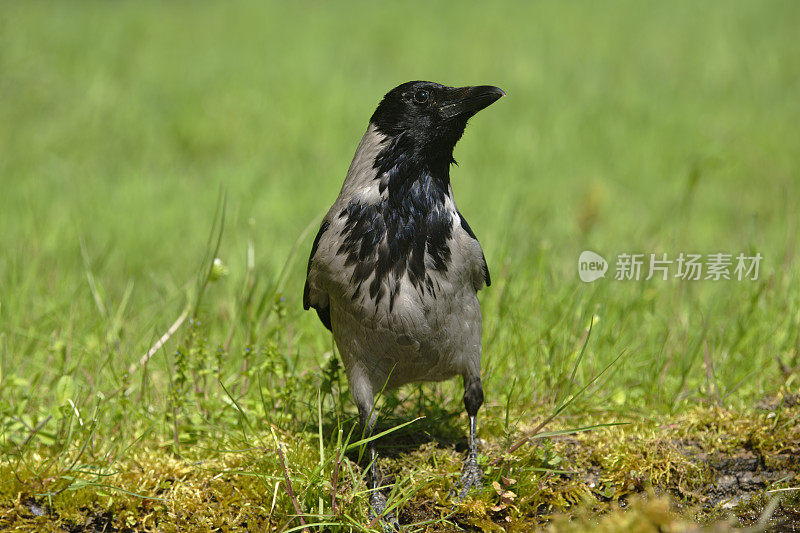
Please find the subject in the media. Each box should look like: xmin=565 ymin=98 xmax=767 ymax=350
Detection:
xmin=370 ymin=81 xmax=505 ymax=169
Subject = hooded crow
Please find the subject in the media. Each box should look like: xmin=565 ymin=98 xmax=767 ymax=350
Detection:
xmin=303 ymin=80 xmax=504 ymax=524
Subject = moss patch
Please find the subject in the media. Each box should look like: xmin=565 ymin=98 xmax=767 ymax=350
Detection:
xmin=2 ymin=397 xmax=798 ymax=531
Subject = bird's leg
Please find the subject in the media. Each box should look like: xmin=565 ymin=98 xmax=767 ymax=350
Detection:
xmin=368 ymin=444 xmax=381 ymax=491
xmin=456 ymin=375 xmax=484 ymax=500
xmin=359 ymin=401 xmax=399 ymax=531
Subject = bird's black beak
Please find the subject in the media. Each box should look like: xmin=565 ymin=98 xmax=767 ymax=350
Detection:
xmin=439 ymin=85 xmax=506 ymax=120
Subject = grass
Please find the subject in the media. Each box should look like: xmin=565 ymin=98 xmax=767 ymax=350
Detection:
xmin=1 ymin=0 xmax=799 ymax=530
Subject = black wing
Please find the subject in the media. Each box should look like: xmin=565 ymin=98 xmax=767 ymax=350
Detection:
xmin=458 ymin=211 xmax=491 ymax=288
xmin=303 ymin=220 xmax=332 ymax=331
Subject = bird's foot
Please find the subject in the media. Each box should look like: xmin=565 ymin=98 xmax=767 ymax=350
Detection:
xmin=453 ymin=454 xmax=483 ymax=502
xmin=368 ymin=490 xmax=400 ymax=532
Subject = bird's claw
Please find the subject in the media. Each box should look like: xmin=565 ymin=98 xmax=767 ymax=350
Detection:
xmin=368 ymin=490 xmax=400 ymax=532
xmin=453 ymin=454 xmax=483 ymax=502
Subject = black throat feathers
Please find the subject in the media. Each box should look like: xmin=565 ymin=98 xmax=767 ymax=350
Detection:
xmin=336 ymin=130 xmax=455 ymax=310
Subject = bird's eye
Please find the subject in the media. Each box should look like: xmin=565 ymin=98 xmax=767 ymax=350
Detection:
xmin=413 ymin=90 xmax=430 ymax=104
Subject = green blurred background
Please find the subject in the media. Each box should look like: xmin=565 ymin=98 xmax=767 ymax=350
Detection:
xmin=1 ymin=1 xmax=799 ymax=419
